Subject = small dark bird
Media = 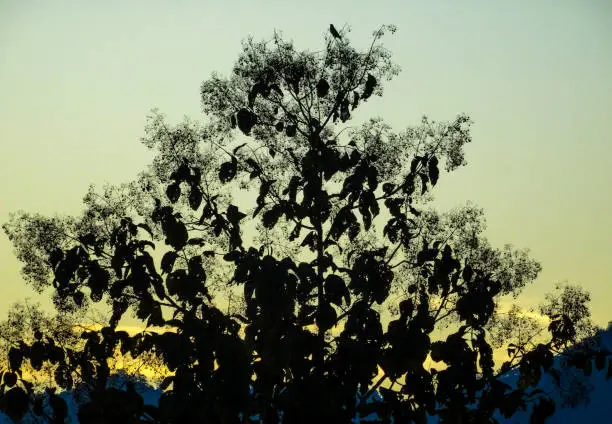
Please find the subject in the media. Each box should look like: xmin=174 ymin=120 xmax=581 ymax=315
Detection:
xmin=329 ymin=24 xmax=341 ymax=39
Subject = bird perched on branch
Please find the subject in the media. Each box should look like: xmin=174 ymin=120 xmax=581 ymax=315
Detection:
xmin=329 ymin=24 xmax=341 ymax=39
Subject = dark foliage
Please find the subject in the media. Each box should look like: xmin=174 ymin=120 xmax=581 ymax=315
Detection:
xmin=1 ymin=25 xmax=610 ymax=424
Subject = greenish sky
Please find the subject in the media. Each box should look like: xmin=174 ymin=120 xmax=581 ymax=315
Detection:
xmin=1 ymin=1 xmax=610 ymax=326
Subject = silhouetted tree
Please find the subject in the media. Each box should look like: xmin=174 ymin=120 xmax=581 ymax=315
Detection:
xmin=2 ymin=25 xmax=611 ymax=424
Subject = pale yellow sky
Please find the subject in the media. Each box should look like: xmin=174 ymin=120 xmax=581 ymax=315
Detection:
xmin=0 ymin=1 xmax=611 ymax=326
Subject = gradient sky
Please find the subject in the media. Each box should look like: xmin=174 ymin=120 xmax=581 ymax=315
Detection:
xmin=1 ymin=1 xmax=610 ymax=326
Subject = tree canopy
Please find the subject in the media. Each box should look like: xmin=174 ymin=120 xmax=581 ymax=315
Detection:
xmin=2 ymin=25 xmax=610 ymax=424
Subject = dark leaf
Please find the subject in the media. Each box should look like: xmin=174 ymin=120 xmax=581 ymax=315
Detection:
xmin=286 ymin=124 xmax=297 ymax=137
xmin=171 ymin=163 xmax=191 ymax=182
xmin=188 ymin=186 xmax=203 ymax=210
xmin=284 ymin=176 xmax=301 ymax=202
xmin=236 ymin=108 xmax=257 ymax=134
xmin=79 ymin=233 xmax=96 ymax=246
xmin=49 ymin=248 xmax=64 ymax=268
xmin=382 ymin=183 xmax=395 ymax=195
xmin=187 ymin=238 xmax=206 ymax=246
xmin=428 ymin=156 xmax=439 ymax=186
xmin=367 ymin=166 xmax=378 ymax=191
xmin=30 ymin=341 xmax=44 ymax=370
xmin=147 ymin=303 xmax=164 ymax=327
xmin=399 ymin=299 xmax=414 ymax=317
xmin=300 ymin=232 xmax=316 ymax=251
xmin=73 ymin=290 xmax=85 ymax=306
xmin=219 ymin=158 xmax=238 ymax=183
xmin=166 ymin=182 xmax=181 ymax=203
xmin=253 ymin=202 xmax=265 ymax=218
xmin=3 ymin=372 xmax=17 ymax=387
xmin=289 ymin=223 xmax=302 ymax=241
xmin=430 ymin=341 xmax=444 ymax=362
xmin=507 ymin=344 xmax=516 ymax=357
xmin=226 ymin=204 xmax=247 ymax=225
xmin=419 ymin=173 xmax=429 ymax=195
xmin=166 ymin=270 xmax=188 ymax=298
xmin=462 ymin=265 xmax=474 ymax=283
xmin=159 ymin=376 xmax=174 ymax=391
xmin=409 ymin=206 xmax=421 ymax=217
xmin=257 ymin=180 xmax=275 ymax=205
xmin=248 ymin=82 xmax=264 ymax=107
xmin=362 ymin=74 xmax=377 ymax=100
xmin=317 ymin=78 xmax=330 ymax=97
xmin=161 ymin=251 xmax=178 ymax=274
xmin=223 ymin=250 xmax=242 ymax=262
xmin=417 ymin=248 xmax=438 ymax=265
xmin=165 ymin=220 xmax=188 ymax=250
xmin=325 ymin=274 xmax=349 ymax=306
xmin=262 ymin=205 xmax=283 ymax=229
xmin=233 ymin=143 xmax=247 ymax=155
xmin=0 ymin=387 xmax=29 ymax=422
xmin=340 ymin=98 xmax=350 ymax=122
xmin=352 ymin=91 xmax=360 ymax=109
xmin=316 ymin=302 xmax=337 ymax=331
xmin=188 ymin=255 xmax=206 ymax=283
xmin=111 ymin=247 xmax=125 ymax=278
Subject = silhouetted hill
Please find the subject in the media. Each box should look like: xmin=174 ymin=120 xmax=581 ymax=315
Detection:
xmin=493 ymin=324 xmax=612 ymax=423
